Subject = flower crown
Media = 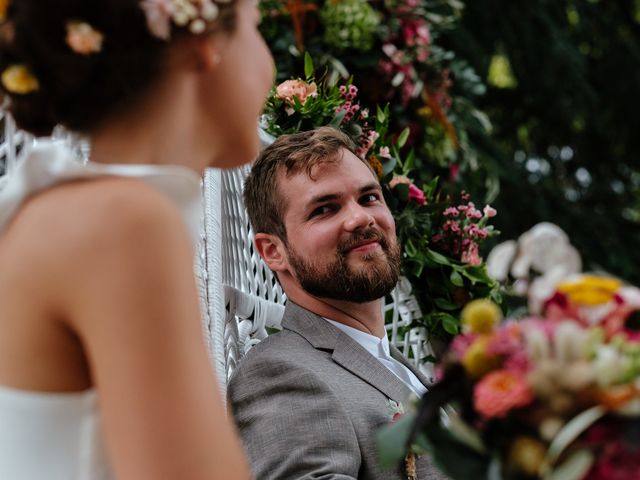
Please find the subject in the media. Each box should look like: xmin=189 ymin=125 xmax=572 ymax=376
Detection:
xmin=0 ymin=0 xmax=233 ymax=95
xmin=141 ymin=0 xmax=233 ymax=40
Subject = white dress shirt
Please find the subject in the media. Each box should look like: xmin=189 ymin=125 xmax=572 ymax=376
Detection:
xmin=325 ymin=319 xmax=427 ymax=396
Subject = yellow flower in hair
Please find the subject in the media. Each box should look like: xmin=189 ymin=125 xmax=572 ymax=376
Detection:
xmin=0 ymin=0 xmax=9 ymax=23
xmin=461 ymin=298 xmax=502 ymax=334
xmin=1 ymin=64 xmax=39 ymax=94
xmin=557 ymin=274 xmax=622 ymax=306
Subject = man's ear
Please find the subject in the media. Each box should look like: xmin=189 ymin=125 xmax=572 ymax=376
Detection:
xmin=254 ymin=233 xmax=289 ymax=273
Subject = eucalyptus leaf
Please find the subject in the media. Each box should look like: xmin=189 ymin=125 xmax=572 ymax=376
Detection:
xmin=329 ymin=110 xmax=347 ymax=127
xmin=382 ymin=156 xmax=397 ymax=176
xmin=376 ymin=413 xmax=417 ymax=468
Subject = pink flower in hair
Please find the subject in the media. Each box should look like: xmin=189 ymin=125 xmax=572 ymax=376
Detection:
xmin=140 ymin=0 xmax=175 ymax=40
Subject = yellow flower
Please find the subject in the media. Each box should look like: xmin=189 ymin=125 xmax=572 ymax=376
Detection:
xmin=0 ymin=0 xmax=9 ymax=23
xmin=557 ymin=274 xmax=622 ymax=306
xmin=507 ymin=436 xmax=546 ymax=477
xmin=462 ymin=335 xmax=501 ymax=378
xmin=1 ymin=64 xmax=39 ymax=94
xmin=461 ymin=299 xmax=502 ymax=334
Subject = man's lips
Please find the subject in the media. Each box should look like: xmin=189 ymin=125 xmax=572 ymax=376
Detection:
xmin=347 ymin=239 xmax=382 ymax=253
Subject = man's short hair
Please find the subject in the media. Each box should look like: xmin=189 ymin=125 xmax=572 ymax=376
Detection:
xmin=244 ymin=127 xmax=373 ymax=241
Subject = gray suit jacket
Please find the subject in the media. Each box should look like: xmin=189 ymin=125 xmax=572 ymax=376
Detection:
xmin=228 ymin=302 xmax=448 ymax=480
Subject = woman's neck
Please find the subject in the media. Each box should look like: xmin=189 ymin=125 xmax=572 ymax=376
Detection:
xmin=89 ymin=69 xmax=216 ymax=174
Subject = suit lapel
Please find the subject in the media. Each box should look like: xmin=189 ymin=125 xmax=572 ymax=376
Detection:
xmin=390 ymin=345 xmax=432 ymax=390
xmin=282 ymin=302 xmax=412 ymax=403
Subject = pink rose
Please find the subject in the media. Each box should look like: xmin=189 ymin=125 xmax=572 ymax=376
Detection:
xmin=275 ymin=79 xmax=318 ymax=106
xmin=408 ymin=183 xmax=426 ymax=205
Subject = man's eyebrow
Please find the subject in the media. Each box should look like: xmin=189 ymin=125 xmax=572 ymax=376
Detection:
xmin=307 ymin=182 xmax=382 ymax=206
xmin=360 ymin=182 xmax=382 ymax=193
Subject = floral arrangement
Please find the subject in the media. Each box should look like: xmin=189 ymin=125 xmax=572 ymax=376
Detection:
xmin=259 ymin=0 xmax=497 ymax=202
xmin=378 ymin=273 xmax=640 ymax=479
xmin=262 ymin=55 xmax=501 ymax=342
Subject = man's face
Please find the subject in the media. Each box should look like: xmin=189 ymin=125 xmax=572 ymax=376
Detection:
xmin=279 ymin=149 xmax=401 ymax=303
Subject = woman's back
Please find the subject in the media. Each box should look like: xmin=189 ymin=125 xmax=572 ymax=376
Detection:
xmin=0 ymin=140 xmax=221 ymax=479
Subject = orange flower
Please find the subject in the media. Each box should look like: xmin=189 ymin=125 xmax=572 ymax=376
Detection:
xmin=474 ymin=369 xmax=533 ymax=418
xmin=0 ymin=0 xmax=9 ymax=23
xmin=367 ymin=155 xmax=383 ymax=179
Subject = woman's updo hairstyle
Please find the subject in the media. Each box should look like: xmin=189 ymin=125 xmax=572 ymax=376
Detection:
xmin=0 ymin=0 xmax=236 ymax=136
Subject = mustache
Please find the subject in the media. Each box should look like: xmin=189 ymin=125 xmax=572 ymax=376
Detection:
xmin=339 ymin=228 xmax=389 ymax=254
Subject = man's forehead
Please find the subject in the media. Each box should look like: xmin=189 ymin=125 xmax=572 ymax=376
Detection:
xmin=278 ymin=149 xmax=377 ymax=186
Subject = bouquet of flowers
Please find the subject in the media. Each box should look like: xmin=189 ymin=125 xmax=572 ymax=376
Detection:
xmin=378 ymin=273 xmax=640 ymax=479
xmin=262 ymin=56 xmax=501 ymax=342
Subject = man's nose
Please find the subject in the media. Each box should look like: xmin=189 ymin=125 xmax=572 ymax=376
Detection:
xmin=343 ymin=202 xmax=374 ymax=232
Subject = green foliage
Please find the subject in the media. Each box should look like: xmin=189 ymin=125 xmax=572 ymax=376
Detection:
xmin=443 ymin=0 xmax=640 ymax=284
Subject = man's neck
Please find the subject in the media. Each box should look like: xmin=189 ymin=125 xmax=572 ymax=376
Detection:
xmin=286 ymin=288 xmax=386 ymax=338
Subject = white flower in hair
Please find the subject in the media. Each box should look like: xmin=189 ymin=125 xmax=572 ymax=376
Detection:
xmin=140 ymin=0 xmax=228 ymax=40
xmin=140 ymin=0 xmax=175 ymax=40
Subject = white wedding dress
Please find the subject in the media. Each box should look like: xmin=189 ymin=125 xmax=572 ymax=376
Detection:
xmin=0 ymin=140 xmax=203 ymax=479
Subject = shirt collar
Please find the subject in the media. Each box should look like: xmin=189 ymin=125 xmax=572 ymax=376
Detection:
xmin=324 ymin=318 xmax=391 ymax=358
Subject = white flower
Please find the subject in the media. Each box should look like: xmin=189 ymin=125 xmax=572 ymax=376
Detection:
xmin=553 ymin=321 xmax=587 ymax=363
xmin=593 ymin=345 xmax=631 ymax=388
xmin=524 ymin=327 xmax=551 ymax=362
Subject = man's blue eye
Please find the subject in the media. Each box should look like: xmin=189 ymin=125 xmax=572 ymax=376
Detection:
xmin=310 ymin=205 xmax=332 ymax=217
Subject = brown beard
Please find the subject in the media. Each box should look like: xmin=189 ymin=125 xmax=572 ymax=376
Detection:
xmin=286 ymin=228 xmax=402 ymax=303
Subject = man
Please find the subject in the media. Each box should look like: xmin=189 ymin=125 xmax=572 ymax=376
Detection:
xmin=229 ymin=127 xmax=445 ymax=479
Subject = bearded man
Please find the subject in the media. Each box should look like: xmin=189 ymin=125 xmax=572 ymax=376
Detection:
xmin=228 ymin=127 xmax=445 ymax=480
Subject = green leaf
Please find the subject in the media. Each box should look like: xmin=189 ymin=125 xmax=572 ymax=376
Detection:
xmin=544 ymin=406 xmax=605 ymax=467
xmin=434 ymin=298 xmax=459 ymax=311
xmin=397 ymin=127 xmax=411 ymax=148
xmin=376 ymin=105 xmax=386 ymax=124
xmin=376 ymin=413 xmax=417 ymax=468
xmin=442 ymin=314 xmax=460 ymax=334
xmin=381 ymin=156 xmax=397 ymax=176
xmin=547 ymin=450 xmax=594 ymax=480
xmin=403 ymin=149 xmax=415 ymax=174
xmin=329 ymin=110 xmax=347 ymax=127
xmin=304 ymin=52 xmax=314 ymax=80
xmin=450 ymin=270 xmax=464 ymax=287
xmin=425 ymin=248 xmax=455 ymax=267
xmin=404 ymin=238 xmax=417 ymax=257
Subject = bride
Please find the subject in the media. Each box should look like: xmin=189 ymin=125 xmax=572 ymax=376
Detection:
xmin=0 ymin=0 xmax=273 ymax=478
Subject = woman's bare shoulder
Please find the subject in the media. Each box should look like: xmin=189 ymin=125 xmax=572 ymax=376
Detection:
xmin=16 ymin=176 xmax=189 ymax=256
